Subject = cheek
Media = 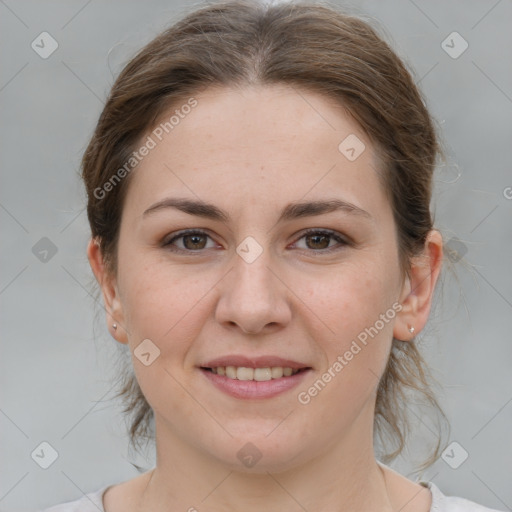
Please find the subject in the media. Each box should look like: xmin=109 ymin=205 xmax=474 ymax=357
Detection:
xmin=118 ymin=262 xmax=217 ymax=418
xmin=121 ymin=260 xmax=214 ymax=346
xmin=303 ymin=258 xmax=399 ymax=391
xmin=296 ymin=273 xmax=397 ymax=431
xmin=309 ymin=260 xmax=398 ymax=339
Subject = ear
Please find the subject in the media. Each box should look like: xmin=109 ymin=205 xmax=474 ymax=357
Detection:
xmin=86 ymin=237 xmax=128 ymax=344
xmin=393 ymin=229 xmax=443 ymax=341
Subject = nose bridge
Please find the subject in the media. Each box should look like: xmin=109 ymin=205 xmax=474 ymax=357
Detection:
xmin=215 ymin=234 xmax=290 ymax=333
xmin=235 ymin=238 xmax=274 ymax=297
xmin=232 ymin=236 xmax=277 ymax=309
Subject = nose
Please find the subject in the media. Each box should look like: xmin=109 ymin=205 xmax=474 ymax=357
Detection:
xmin=214 ymin=245 xmax=292 ymax=335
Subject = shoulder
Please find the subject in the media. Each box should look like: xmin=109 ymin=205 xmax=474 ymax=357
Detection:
xmin=38 ymin=485 xmax=111 ymax=512
xmin=377 ymin=461 xmax=504 ymax=512
xmin=39 ymin=470 xmax=154 ymax=512
xmin=422 ymin=481 xmax=506 ymax=512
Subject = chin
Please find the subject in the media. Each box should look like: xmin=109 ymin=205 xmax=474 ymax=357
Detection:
xmin=207 ymin=430 xmax=311 ymax=474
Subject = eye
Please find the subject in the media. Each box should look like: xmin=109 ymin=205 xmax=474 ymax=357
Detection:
xmin=292 ymin=229 xmax=349 ymax=254
xmin=162 ymin=229 xmax=217 ymax=252
xmin=162 ymin=228 xmax=350 ymax=254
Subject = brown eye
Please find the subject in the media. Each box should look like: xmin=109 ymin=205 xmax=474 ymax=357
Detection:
xmin=162 ymin=228 xmax=349 ymax=255
xmin=163 ymin=230 xmax=215 ymax=252
xmin=182 ymin=233 xmax=208 ymax=250
xmin=294 ymin=229 xmax=349 ymax=254
xmin=305 ymin=233 xmax=331 ymax=250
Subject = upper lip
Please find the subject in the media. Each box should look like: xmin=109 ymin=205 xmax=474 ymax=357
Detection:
xmin=201 ymin=355 xmax=311 ymax=370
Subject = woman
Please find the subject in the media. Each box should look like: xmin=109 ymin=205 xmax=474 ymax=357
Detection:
xmin=42 ymin=0 xmax=504 ymax=510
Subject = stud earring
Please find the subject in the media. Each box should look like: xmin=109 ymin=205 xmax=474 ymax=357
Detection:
xmin=112 ymin=323 xmax=117 ymax=330
xmin=408 ymin=325 xmax=415 ymax=334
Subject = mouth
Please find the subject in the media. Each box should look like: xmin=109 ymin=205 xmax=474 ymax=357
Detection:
xmin=198 ymin=356 xmax=312 ymax=399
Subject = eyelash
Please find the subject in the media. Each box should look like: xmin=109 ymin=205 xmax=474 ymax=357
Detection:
xmin=162 ymin=228 xmax=350 ymax=255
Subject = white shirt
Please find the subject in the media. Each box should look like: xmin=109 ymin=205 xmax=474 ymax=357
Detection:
xmin=39 ymin=478 xmax=506 ymax=511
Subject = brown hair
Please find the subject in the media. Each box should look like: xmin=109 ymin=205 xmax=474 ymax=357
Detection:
xmin=82 ymin=0 xmax=448 ymax=472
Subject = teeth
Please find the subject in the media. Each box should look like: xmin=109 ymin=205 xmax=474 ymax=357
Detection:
xmin=237 ymin=367 xmax=254 ymax=381
xmin=254 ymin=368 xmax=272 ymax=381
xmin=226 ymin=366 xmax=237 ymax=379
xmin=271 ymin=367 xmax=283 ymax=378
xmin=210 ymin=366 xmax=300 ymax=380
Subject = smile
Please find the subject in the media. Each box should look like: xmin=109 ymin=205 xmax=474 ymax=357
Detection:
xmin=200 ymin=366 xmax=312 ymax=399
xmin=203 ymin=366 xmax=304 ymax=381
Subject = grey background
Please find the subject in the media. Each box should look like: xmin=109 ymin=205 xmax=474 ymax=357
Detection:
xmin=1 ymin=0 xmax=511 ymax=510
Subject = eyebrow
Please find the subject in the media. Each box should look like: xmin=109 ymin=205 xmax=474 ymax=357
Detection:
xmin=142 ymin=197 xmax=372 ymax=224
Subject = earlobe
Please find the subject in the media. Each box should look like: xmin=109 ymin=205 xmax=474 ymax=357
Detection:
xmin=86 ymin=238 xmax=129 ymax=344
xmin=393 ymin=230 xmax=443 ymax=341
xmin=393 ymin=274 xmax=416 ymax=341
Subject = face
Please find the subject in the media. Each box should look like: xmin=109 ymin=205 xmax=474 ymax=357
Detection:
xmin=92 ymin=84 xmax=425 ymax=472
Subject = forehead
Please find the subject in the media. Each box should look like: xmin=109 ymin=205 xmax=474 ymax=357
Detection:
xmin=159 ymin=84 xmax=365 ymax=156
xmin=123 ymin=84 xmax=387 ymax=218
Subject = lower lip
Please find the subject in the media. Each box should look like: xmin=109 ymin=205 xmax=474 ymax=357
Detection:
xmin=200 ymin=368 xmax=311 ymax=399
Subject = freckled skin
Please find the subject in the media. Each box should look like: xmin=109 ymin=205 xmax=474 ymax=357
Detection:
xmin=88 ymin=84 xmax=441 ymax=512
